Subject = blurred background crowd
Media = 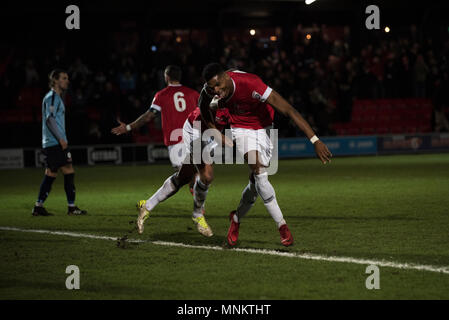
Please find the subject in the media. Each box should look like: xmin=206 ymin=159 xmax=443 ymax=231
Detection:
xmin=1 ymin=1 xmax=449 ymax=148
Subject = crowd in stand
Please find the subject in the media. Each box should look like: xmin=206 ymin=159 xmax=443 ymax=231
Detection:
xmin=1 ymin=23 xmax=449 ymax=147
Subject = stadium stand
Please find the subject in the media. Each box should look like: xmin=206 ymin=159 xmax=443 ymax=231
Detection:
xmin=332 ymin=98 xmax=433 ymax=136
xmin=1 ymin=20 xmax=448 ymax=147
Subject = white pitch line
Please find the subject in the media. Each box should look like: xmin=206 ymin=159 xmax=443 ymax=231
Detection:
xmin=1 ymin=226 xmax=449 ymax=275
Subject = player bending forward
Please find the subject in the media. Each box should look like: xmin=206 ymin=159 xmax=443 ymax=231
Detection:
xmin=201 ymin=63 xmax=332 ymax=247
xmin=136 ymin=92 xmax=231 ymax=237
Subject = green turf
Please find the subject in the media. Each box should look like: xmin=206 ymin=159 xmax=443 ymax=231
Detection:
xmin=1 ymin=153 xmax=449 ymax=299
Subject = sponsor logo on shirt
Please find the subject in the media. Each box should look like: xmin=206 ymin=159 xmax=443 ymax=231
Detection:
xmin=252 ymin=91 xmax=262 ymax=101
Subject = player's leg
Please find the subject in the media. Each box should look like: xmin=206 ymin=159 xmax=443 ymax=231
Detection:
xmin=248 ymin=150 xmax=293 ymax=247
xmin=236 ymin=171 xmax=258 ymax=220
xmin=189 ymin=173 xmax=198 ymax=196
xmin=32 ymin=146 xmax=60 ymax=216
xmin=227 ymin=171 xmax=258 ymax=245
xmin=142 ymin=126 xmax=196 ymax=215
xmin=32 ymin=167 xmax=57 ymax=216
xmin=136 ymin=163 xmax=195 ymax=234
xmin=145 ymin=163 xmax=194 ymax=212
xmin=168 ymin=141 xmax=199 ymax=196
xmin=191 ymin=163 xmax=214 ymax=237
xmin=228 ymin=127 xmax=293 ymax=246
xmin=60 ymin=163 xmax=87 ymax=215
xmin=193 ymin=163 xmax=213 ymax=217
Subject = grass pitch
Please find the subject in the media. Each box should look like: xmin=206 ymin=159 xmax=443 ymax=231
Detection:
xmin=1 ymin=153 xmax=449 ymax=299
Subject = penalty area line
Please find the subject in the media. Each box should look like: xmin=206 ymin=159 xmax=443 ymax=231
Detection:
xmin=1 ymin=226 xmax=449 ymax=275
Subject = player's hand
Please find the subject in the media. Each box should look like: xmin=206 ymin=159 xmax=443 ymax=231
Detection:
xmin=111 ymin=119 xmax=128 ymax=135
xmin=59 ymin=139 xmax=68 ymax=150
xmin=314 ymin=140 xmax=332 ymax=164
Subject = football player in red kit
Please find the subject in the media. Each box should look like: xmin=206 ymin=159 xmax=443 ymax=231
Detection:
xmin=111 ymin=65 xmax=198 ymax=170
xmin=200 ymin=63 xmax=332 ymax=247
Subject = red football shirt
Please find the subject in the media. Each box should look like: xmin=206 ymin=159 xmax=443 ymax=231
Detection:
xmin=150 ymin=84 xmax=199 ymax=146
xmin=187 ymin=107 xmax=230 ymax=132
xmin=221 ymin=71 xmax=275 ymax=130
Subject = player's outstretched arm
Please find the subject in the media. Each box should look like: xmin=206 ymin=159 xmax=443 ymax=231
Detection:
xmin=111 ymin=111 xmax=156 ymax=135
xmin=267 ymin=90 xmax=332 ymax=164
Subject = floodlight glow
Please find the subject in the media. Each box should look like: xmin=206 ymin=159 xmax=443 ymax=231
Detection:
xmin=250 ymin=29 xmax=256 ymax=36
xmin=305 ymin=0 xmax=317 ymax=5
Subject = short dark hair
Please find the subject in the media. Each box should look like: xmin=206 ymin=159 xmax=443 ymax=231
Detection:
xmin=48 ymin=69 xmax=67 ymax=88
xmin=202 ymin=63 xmax=224 ymax=82
xmin=164 ymin=65 xmax=182 ymax=81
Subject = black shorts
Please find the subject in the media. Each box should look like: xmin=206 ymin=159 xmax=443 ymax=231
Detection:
xmin=43 ymin=145 xmax=72 ymax=172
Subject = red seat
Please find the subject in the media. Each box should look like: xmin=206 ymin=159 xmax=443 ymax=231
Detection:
xmin=418 ymin=123 xmax=432 ymax=133
xmin=346 ymin=126 xmax=360 ymax=136
xmin=378 ymin=103 xmax=392 ymax=114
xmin=376 ymin=126 xmax=389 ymax=135
xmin=377 ymin=113 xmax=391 ymax=123
xmin=404 ymin=125 xmax=418 ymax=134
xmin=363 ymin=108 xmax=378 ymax=121
xmin=335 ymin=127 xmax=346 ymax=135
xmin=389 ymin=109 xmax=402 ymax=122
xmin=416 ymin=108 xmax=432 ymax=121
xmin=404 ymin=98 xmax=420 ymax=108
xmin=403 ymin=110 xmax=419 ymax=121
xmin=361 ymin=126 xmax=376 ymax=135
xmin=389 ymin=120 xmax=405 ymax=134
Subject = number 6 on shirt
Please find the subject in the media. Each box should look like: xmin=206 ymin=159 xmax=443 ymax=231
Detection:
xmin=173 ymin=92 xmax=186 ymax=112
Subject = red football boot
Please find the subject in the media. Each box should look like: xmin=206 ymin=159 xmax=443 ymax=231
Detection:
xmin=279 ymin=224 xmax=294 ymax=247
xmin=227 ymin=211 xmax=240 ymax=247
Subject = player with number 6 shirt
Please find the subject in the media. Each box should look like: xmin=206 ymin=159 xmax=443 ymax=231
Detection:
xmin=111 ymin=65 xmax=198 ymax=170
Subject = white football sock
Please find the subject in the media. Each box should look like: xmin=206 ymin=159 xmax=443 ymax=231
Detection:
xmin=145 ymin=173 xmax=180 ymax=212
xmin=254 ymin=172 xmax=286 ymax=228
xmin=193 ymin=176 xmax=209 ymax=218
xmin=236 ymin=180 xmax=258 ymax=222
